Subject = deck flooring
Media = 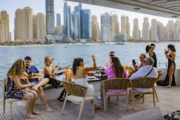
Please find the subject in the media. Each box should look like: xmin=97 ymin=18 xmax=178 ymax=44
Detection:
xmin=0 ymin=86 xmax=180 ymax=120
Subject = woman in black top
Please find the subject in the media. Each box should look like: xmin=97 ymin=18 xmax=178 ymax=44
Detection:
xmin=164 ymin=44 xmax=176 ymax=88
xmin=146 ymin=44 xmax=157 ymax=68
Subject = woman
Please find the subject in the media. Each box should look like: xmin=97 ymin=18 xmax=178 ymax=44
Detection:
xmin=7 ymin=59 xmax=39 ymax=119
xmin=164 ymin=44 xmax=176 ymax=88
xmin=132 ymin=53 xmax=146 ymax=71
xmin=71 ymin=55 xmax=100 ymax=109
xmin=104 ymin=57 xmax=127 ymax=102
xmin=44 ymin=56 xmax=60 ymax=88
xmin=146 ymin=44 xmax=157 ymax=68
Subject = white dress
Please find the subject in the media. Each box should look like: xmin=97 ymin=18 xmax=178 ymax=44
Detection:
xmin=72 ymin=77 xmax=94 ymax=96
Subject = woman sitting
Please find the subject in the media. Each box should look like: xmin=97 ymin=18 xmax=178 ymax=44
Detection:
xmin=44 ymin=56 xmax=60 ymax=88
xmin=104 ymin=57 xmax=127 ymax=102
xmin=6 ymin=59 xmax=39 ymax=119
xmin=132 ymin=53 xmax=146 ymax=72
xmin=71 ymin=55 xmax=100 ymax=109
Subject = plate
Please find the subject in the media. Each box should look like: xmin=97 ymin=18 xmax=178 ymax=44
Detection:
xmin=88 ymin=76 xmax=95 ymax=79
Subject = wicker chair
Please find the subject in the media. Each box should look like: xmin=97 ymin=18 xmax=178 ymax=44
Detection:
xmin=102 ymin=78 xmax=130 ymax=111
xmin=61 ymin=81 xmax=95 ymax=120
xmin=129 ymin=78 xmax=157 ymax=109
xmin=3 ymin=78 xmax=27 ymax=119
xmin=154 ymin=71 xmax=163 ymax=102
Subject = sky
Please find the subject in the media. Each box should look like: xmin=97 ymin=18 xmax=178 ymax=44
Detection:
xmin=0 ymin=0 xmax=178 ymax=41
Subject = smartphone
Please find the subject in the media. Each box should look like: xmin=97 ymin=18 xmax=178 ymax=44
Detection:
xmin=132 ymin=59 xmax=136 ymax=64
xmin=29 ymin=71 xmax=32 ymax=74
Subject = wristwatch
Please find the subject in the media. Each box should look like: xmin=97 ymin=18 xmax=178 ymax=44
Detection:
xmin=33 ymin=73 xmax=35 ymax=76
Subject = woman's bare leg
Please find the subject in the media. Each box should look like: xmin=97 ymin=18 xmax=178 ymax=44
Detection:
xmin=29 ymin=90 xmax=40 ymax=115
xmin=21 ymin=93 xmax=36 ymax=119
xmin=38 ymin=87 xmax=53 ymax=112
xmin=167 ymin=63 xmax=175 ymax=88
xmin=32 ymin=78 xmax=49 ymax=91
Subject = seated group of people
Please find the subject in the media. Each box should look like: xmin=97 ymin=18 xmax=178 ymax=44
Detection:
xmin=6 ymin=51 xmax=158 ymax=119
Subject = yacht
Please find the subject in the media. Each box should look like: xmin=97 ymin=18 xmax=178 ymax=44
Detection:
xmin=115 ymin=42 xmax=124 ymax=45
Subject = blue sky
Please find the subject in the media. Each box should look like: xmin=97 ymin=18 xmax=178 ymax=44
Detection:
xmin=0 ymin=0 xmax=178 ymax=41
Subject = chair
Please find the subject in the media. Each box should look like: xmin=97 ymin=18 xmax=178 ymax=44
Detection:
xmin=3 ymin=79 xmax=27 ymax=120
xmin=120 ymin=107 xmax=164 ymax=120
xmin=61 ymin=81 xmax=95 ymax=120
xmin=102 ymin=78 xmax=129 ymax=112
xmin=129 ymin=78 xmax=157 ymax=109
xmin=154 ymin=71 xmax=163 ymax=102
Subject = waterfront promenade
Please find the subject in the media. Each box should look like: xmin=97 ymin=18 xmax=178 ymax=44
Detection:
xmin=0 ymin=86 xmax=179 ymax=120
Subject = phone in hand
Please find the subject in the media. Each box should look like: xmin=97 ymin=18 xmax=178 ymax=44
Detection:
xmin=132 ymin=59 xmax=136 ymax=65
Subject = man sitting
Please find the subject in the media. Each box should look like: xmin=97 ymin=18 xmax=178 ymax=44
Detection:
xmin=105 ymin=51 xmax=115 ymax=67
xmin=24 ymin=56 xmax=53 ymax=112
xmin=129 ymin=57 xmax=158 ymax=93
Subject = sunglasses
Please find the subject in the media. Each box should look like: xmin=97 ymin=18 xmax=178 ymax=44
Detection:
xmin=144 ymin=60 xmax=148 ymax=63
xmin=110 ymin=55 xmax=114 ymax=56
xmin=139 ymin=57 xmax=144 ymax=59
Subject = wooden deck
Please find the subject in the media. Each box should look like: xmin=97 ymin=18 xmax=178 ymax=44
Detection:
xmin=0 ymin=86 xmax=180 ymax=120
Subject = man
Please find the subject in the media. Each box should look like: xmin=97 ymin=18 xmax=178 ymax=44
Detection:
xmin=129 ymin=57 xmax=158 ymax=93
xmin=147 ymin=44 xmax=157 ymax=68
xmin=105 ymin=51 xmax=115 ymax=67
xmin=24 ymin=56 xmax=53 ymax=112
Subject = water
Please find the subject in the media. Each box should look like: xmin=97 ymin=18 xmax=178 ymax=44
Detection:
xmin=0 ymin=43 xmax=179 ymax=79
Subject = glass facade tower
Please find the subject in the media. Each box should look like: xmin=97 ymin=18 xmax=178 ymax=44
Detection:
xmin=81 ymin=9 xmax=91 ymax=38
xmin=56 ymin=13 xmax=61 ymax=26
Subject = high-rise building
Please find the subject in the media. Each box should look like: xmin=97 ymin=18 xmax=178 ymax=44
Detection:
xmin=157 ymin=22 xmax=163 ymax=41
xmin=151 ymin=19 xmax=157 ymax=41
xmin=22 ymin=7 xmax=33 ymax=40
xmin=81 ymin=9 xmax=91 ymax=38
xmin=74 ymin=3 xmax=82 ymax=38
xmin=14 ymin=9 xmax=23 ymax=41
xmin=121 ymin=15 xmax=126 ymax=34
xmin=36 ymin=13 xmax=46 ymax=40
xmin=101 ymin=13 xmax=112 ymax=42
xmin=132 ymin=18 xmax=140 ymax=40
xmin=55 ymin=25 xmax=63 ymax=34
xmin=56 ymin=13 xmax=61 ymax=26
xmin=174 ymin=20 xmax=180 ymax=40
xmin=71 ymin=11 xmax=79 ymax=38
xmin=142 ymin=17 xmax=150 ymax=41
xmin=163 ymin=26 xmax=169 ymax=41
xmin=167 ymin=20 xmax=174 ymax=41
xmin=92 ymin=15 xmax=100 ymax=41
xmin=125 ymin=16 xmax=130 ymax=40
xmin=112 ymin=14 xmax=119 ymax=35
xmin=46 ymin=0 xmax=55 ymax=34
xmin=63 ymin=2 xmax=74 ymax=38
xmin=33 ymin=15 xmax=37 ymax=39
xmin=9 ymin=32 xmax=12 ymax=41
xmin=0 ymin=10 xmax=9 ymax=43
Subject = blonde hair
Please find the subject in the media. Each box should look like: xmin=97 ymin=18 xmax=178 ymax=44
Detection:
xmin=141 ymin=53 xmax=147 ymax=58
xmin=45 ymin=56 xmax=52 ymax=66
xmin=7 ymin=59 xmax=25 ymax=77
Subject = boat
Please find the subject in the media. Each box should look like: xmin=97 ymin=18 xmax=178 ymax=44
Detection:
xmin=115 ymin=42 xmax=124 ymax=45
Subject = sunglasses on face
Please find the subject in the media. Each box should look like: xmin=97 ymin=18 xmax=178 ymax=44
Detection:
xmin=110 ymin=55 xmax=114 ymax=56
xmin=144 ymin=60 xmax=148 ymax=63
xmin=139 ymin=57 xmax=144 ymax=59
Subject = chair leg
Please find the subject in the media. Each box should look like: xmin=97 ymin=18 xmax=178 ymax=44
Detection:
xmin=78 ymin=101 xmax=85 ymax=120
xmin=61 ymin=98 xmax=67 ymax=115
xmin=3 ymin=99 xmax=5 ymax=113
xmin=142 ymin=95 xmax=144 ymax=103
xmin=92 ymin=100 xmax=94 ymax=116
xmin=131 ymin=90 xmax=134 ymax=110
xmin=154 ymin=88 xmax=159 ymax=102
xmin=10 ymin=102 xmax=12 ymax=120
xmin=128 ymin=90 xmax=130 ymax=104
xmin=103 ymin=89 xmax=106 ymax=112
xmin=3 ymin=84 xmax=5 ymax=113
xmin=126 ymin=90 xmax=129 ymax=111
xmin=117 ymin=96 xmax=119 ymax=105
xmin=153 ymin=88 xmax=156 ymax=107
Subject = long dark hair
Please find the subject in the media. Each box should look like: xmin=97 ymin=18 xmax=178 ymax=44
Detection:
xmin=111 ymin=57 xmax=124 ymax=78
xmin=168 ymin=44 xmax=176 ymax=52
xmin=72 ymin=58 xmax=83 ymax=75
xmin=146 ymin=44 xmax=155 ymax=53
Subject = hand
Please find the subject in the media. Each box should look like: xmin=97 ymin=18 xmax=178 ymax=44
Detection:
xmin=91 ymin=55 xmax=95 ymax=59
xmin=31 ymin=83 xmax=36 ymax=87
xmin=21 ymin=77 xmax=28 ymax=81
xmin=132 ymin=61 xmax=135 ymax=66
xmin=29 ymin=73 xmax=33 ymax=77
xmin=55 ymin=64 xmax=59 ymax=68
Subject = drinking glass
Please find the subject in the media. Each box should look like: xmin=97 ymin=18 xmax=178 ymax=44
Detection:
xmin=65 ymin=69 xmax=68 ymax=76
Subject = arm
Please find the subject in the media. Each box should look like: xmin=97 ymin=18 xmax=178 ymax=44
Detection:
xmin=23 ymin=72 xmax=41 ymax=79
xmin=84 ymin=55 xmax=97 ymax=72
xmin=13 ymin=76 xmax=34 ymax=90
xmin=44 ymin=66 xmax=57 ymax=77
xmin=167 ymin=52 xmax=175 ymax=61
xmin=148 ymin=46 xmax=154 ymax=57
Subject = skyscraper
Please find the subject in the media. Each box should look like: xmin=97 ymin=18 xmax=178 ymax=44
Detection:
xmin=101 ymin=13 xmax=112 ymax=42
xmin=125 ymin=16 xmax=130 ymax=40
xmin=46 ymin=0 xmax=55 ymax=34
xmin=33 ymin=15 xmax=37 ymax=39
xmin=167 ymin=20 xmax=174 ymax=41
xmin=36 ymin=13 xmax=46 ymax=40
xmin=22 ymin=7 xmax=33 ymax=40
xmin=174 ymin=20 xmax=180 ymax=40
xmin=81 ymin=9 xmax=91 ymax=38
xmin=74 ymin=3 xmax=82 ymax=38
xmin=112 ymin=14 xmax=119 ymax=35
xmin=157 ymin=22 xmax=163 ymax=41
xmin=121 ymin=15 xmax=126 ymax=34
xmin=15 ymin=9 xmax=23 ymax=41
xmin=132 ymin=18 xmax=140 ymax=40
xmin=0 ymin=10 xmax=9 ymax=42
xmin=56 ymin=13 xmax=61 ymax=26
xmin=142 ymin=17 xmax=150 ymax=41
xmin=163 ymin=26 xmax=168 ymax=41
xmin=71 ymin=11 xmax=79 ymax=38
xmin=92 ymin=15 xmax=100 ymax=41
xmin=151 ymin=19 xmax=157 ymax=41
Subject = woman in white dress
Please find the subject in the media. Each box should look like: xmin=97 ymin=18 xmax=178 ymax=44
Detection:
xmin=71 ymin=55 xmax=100 ymax=109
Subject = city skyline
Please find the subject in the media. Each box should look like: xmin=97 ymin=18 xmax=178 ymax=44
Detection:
xmin=0 ymin=0 xmax=180 ymax=41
